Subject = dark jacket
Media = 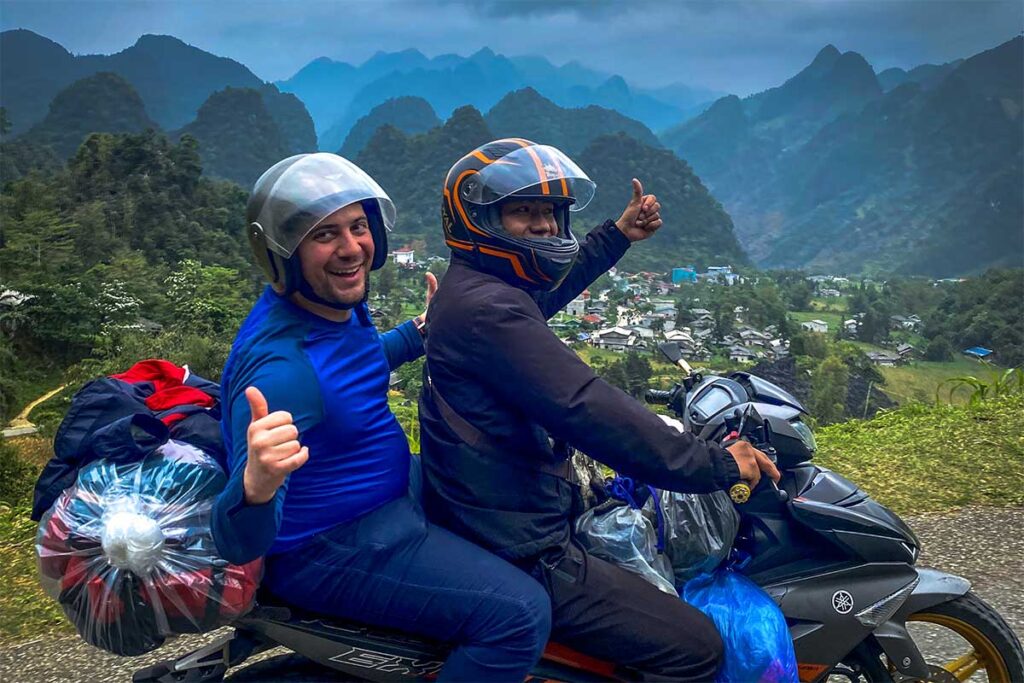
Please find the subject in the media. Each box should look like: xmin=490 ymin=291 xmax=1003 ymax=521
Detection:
xmin=419 ymin=221 xmax=740 ymax=565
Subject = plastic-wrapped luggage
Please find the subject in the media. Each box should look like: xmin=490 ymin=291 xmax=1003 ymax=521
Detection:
xmin=575 ymin=494 xmax=677 ymax=595
xmin=683 ymin=567 xmax=799 ymax=683
xmin=660 ymin=489 xmax=740 ymax=584
xmin=36 ymin=440 xmax=261 ymax=656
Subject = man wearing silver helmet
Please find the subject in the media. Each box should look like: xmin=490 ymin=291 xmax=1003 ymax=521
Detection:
xmin=420 ymin=139 xmax=779 ymax=680
xmin=211 ymin=153 xmax=552 ymax=681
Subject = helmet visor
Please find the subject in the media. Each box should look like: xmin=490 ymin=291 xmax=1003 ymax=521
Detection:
xmin=251 ymin=153 xmax=396 ymax=257
xmin=459 ymin=145 xmax=596 ymax=211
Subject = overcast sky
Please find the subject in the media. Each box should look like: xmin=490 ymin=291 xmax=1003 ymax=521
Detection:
xmin=3 ymin=0 xmax=1021 ymax=95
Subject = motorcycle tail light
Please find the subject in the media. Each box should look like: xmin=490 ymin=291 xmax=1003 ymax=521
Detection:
xmin=855 ymin=577 xmax=919 ymax=628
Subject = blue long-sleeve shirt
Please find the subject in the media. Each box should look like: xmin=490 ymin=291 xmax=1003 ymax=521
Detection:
xmin=212 ymin=288 xmax=423 ymax=564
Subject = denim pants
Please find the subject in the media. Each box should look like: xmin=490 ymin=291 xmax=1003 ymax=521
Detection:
xmin=265 ymin=495 xmax=552 ymax=681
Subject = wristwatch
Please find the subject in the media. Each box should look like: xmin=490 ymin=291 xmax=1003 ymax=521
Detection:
xmin=413 ymin=315 xmax=428 ymax=338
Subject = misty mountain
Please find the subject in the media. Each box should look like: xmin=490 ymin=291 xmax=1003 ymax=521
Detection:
xmin=173 ymin=87 xmax=292 ymax=187
xmin=664 ymin=37 xmax=1022 ymax=276
xmin=338 ymin=97 xmax=441 ymax=158
xmin=484 ymin=88 xmax=660 ymax=154
xmin=278 ymin=47 xmax=717 ymax=148
xmin=877 ymin=59 xmax=964 ymax=92
xmin=0 ymin=30 xmax=315 ymax=150
xmin=22 ymin=72 xmax=157 ymax=158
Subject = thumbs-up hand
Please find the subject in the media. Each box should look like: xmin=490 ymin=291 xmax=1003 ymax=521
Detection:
xmin=614 ymin=178 xmax=663 ymax=243
xmin=241 ymin=386 xmax=309 ymax=505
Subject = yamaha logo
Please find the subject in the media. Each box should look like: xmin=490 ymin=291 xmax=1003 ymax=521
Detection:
xmin=832 ymin=590 xmax=854 ymax=614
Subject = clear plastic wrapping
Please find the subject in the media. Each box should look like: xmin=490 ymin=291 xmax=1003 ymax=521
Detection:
xmin=661 ymin=490 xmax=740 ymax=585
xmin=574 ymin=501 xmax=678 ymax=595
xmin=36 ymin=440 xmax=262 ymax=656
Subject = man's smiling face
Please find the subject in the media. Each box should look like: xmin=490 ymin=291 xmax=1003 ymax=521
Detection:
xmin=296 ymin=202 xmax=374 ymax=307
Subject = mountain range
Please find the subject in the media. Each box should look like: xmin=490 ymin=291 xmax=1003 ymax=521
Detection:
xmin=662 ymin=37 xmax=1023 ymax=276
xmin=0 ymin=30 xmax=315 ymax=153
xmin=277 ymin=47 xmax=718 ymax=150
xmin=2 ymin=28 xmax=1020 ymax=276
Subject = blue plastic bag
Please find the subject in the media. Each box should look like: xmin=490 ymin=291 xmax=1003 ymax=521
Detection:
xmin=683 ymin=568 xmax=798 ymax=683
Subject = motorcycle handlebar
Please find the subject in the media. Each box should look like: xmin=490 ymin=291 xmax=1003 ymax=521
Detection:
xmin=645 ymin=389 xmax=673 ymax=404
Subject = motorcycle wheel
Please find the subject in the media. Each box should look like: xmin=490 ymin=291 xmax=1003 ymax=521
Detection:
xmin=897 ymin=591 xmax=1024 ymax=683
xmin=838 ymin=592 xmax=1022 ymax=683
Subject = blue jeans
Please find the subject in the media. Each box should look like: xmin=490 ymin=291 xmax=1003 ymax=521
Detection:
xmin=265 ymin=495 xmax=552 ymax=681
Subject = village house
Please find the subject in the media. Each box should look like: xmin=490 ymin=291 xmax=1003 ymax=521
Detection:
xmin=565 ymin=291 xmax=589 ymax=317
xmin=671 ymin=267 xmax=698 ymax=284
xmin=818 ymin=288 xmax=842 ymax=298
xmin=701 ymin=265 xmax=741 ymax=286
xmin=591 ymin=326 xmax=635 ymax=352
xmin=391 ymin=247 xmax=415 ymax=266
xmin=866 ymin=351 xmax=901 ymax=367
xmin=889 ymin=314 xmax=922 ymax=332
xmin=663 ymin=329 xmax=708 ymax=360
xmin=801 ymin=319 xmax=829 ymax=334
xmin=767 ymin=338 xmax=790 ymax=358
xmin=737 ymin=326 xmax=773 ymax=348
xmin=689 ymin=308 xmax=715 ymax=330
xmin=728 ymin=345 xmax=758 ymax=363
xmin=843 ymin=318 xmax=859 ymax=335
xmin=896 ymin=343 xmax=916 ymax=360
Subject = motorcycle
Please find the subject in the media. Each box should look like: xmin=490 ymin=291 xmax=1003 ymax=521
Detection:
xmin=133 ymin=341 xmax=1023 ymax=682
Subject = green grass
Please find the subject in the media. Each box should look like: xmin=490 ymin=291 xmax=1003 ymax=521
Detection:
xmin=2 ymin=358 xmax=66 ymax=426
xmin=878 ymin=358 xmax=995 ymax=405
xmin=0 ymin=437 xmax=72 ymax=644
xmin=815 ymin=394 xmax=1024 ymax=515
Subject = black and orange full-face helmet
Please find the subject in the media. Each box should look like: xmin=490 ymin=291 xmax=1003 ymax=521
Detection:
xmin=442 ymin=139 xmax=596 ymax=291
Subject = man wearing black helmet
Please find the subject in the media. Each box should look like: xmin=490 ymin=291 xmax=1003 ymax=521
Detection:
xmin=420 ymin=139 xmax=779 ymax=680
xmin=211 ymin=153 xmax=553 ymax=682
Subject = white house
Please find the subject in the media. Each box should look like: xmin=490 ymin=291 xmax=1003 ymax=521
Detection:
xmin=801 ymin=319 xmax=829 ymax=334
xmin=392 ymin=248 xmax=415 ymax=265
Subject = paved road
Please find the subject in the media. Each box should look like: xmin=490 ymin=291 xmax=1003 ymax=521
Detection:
xmin=1 ymin=506 xmax=1020 ymax=682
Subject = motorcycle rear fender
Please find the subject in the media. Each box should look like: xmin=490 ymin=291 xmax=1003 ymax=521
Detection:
xmin=874 ymin=568 xmax=971 ymax=677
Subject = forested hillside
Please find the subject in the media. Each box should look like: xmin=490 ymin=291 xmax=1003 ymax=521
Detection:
xmin=485 ymin=88 xmax=660 ymax=153
xmin=21 ymin=72 xmax=156 ymax=159
xmin=0 ymin=131 xmax=256 ymax=417
xmin=574 ymin=133 xmax=747 ymax=271
xmin=339 ymin=97 xmax=441 ymax=158
xmin=0 ymin=30 xmax=316 ymax=171
xmin=173 ymin=87 xmax=294 ymax=187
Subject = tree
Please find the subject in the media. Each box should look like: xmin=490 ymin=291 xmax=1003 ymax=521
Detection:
xmin=924 ymin=337 xmax=954 ymax=362
xmin=165 ymin=260 xmax=253 ymax=336
xmin=810 ymin=355 xmax=849 ymax=425
xmin=376 ymin=262 xmax=397 ymax=297
xmin=622 ymin=352 xmax=653 ymax=398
